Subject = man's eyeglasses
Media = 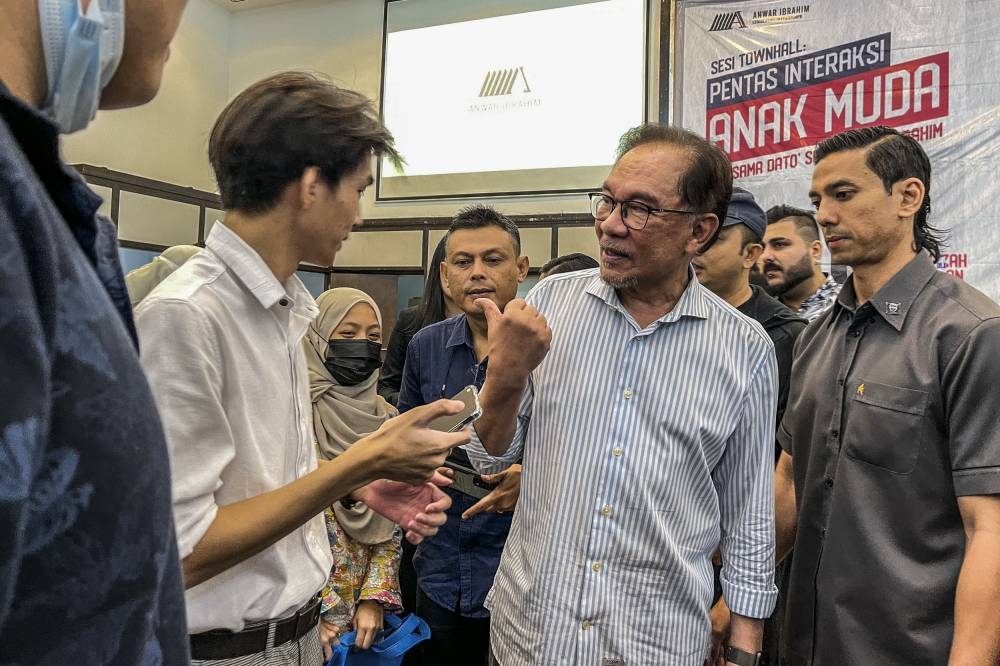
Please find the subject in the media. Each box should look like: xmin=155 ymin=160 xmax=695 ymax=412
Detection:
xmin=588 ymin=192 xmax=698 ymax=231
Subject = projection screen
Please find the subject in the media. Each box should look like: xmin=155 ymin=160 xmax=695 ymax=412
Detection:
xmin=378 ymin=0 xmax=649 ymax=200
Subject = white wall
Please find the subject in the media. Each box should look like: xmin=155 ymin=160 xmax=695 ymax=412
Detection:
xmin=63 ymin=0 xmax=230 ymax=192
xmin=228 ymin=0 xmax=383 ymax=99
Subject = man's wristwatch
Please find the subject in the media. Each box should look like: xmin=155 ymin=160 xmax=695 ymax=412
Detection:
xmin=725 ymin=646 xmax=764 ymax=666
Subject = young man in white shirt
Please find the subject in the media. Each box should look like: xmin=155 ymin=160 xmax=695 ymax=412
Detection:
xmin=136 ymin=72 xmax=468 ymax=665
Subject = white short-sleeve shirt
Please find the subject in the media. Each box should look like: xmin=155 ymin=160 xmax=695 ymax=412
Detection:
xmin=135 ymin=222 xmax=332 ymax=633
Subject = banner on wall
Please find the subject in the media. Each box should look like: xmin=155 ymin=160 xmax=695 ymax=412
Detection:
xmin=675 ymin=0 xmax=1000 ymax=301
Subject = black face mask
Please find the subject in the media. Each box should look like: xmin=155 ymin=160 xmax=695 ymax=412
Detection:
xmin=324 ymin=339 xmax=382 ymax=386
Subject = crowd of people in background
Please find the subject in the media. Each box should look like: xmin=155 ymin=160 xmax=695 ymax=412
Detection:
xmin=2 ymin=2 xmax=1000 ymax=666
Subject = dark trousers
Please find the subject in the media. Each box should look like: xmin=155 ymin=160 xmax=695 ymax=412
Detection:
xmin=400 ymin=540 xmax=421 ymax=666
xmin=764 ymin=552 xmax=792 ymax=665
xmin=416 ymin=588 xmax=490 ymax=666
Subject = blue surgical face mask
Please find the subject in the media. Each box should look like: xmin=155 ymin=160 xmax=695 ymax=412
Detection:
xmin=38 ymin=0 xmax=125 ymax=134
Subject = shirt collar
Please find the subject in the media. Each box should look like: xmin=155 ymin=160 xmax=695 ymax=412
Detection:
xmin=444 ymin=314 xmax=474 ymax=351
xmin=205 ymin=221 xmax=317 ymax=316
xmin=0 ymin=80 xmax=103 ymax=225
xmin=799 ymin=274 xmax=840 ymax=310
xmin=0 ymin=79 xmax=59 ymax=155
xmin=834 ymin=250 xmax=936 ymax=331
xmin=584 ymin=266 xmax=711 ymax=326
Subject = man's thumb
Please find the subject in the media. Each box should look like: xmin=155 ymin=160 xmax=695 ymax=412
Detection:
xmin=475 ymin=297 xmax=502 ymax=325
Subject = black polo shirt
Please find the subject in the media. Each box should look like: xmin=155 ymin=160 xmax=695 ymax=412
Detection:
xmin=778 ymin=250 xmax=1000 ymax=665
xmin=737 ymin=284 xmax=807 ymax=439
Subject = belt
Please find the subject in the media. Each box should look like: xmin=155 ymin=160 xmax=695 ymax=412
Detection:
xmin=189 ymin=597 xmax=322 ymax=660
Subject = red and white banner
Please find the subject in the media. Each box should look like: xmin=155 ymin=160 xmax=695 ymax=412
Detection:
xmin=675 ymin=0 xmax=1000 ymax=299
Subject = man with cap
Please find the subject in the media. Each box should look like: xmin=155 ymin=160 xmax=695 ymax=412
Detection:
xmin=694 ymin=188 xmax=807 ymax=666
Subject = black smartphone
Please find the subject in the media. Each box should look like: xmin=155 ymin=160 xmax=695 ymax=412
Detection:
xmin=427 ymin=385 xmax=482 ymax=433
xmin=443 ymin=459 xmax=498 ymax=499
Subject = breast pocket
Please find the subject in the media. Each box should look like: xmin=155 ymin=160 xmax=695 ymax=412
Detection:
xmin=844 ymin=381 xmax=929 ymax=474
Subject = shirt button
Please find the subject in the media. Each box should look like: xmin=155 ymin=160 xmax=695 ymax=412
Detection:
xmin=601 ymin=505 xmax=612 ymax=517
xmin=824 ymin=476 xmax=834 ymax=488
xmin=279 ymin=298 xmax=289 ymax=307
xmin=592 ymin=561 xmax=602 ymax=572
xmin=623 ymin=388 xmax=634 ymax=400
xmin=612 ymin=447 xmax=623 ymax=457
xmin=831 ymin=429 xmax=839 ymax=438
xmin=581 ymin=620 xmax=593 ymax=630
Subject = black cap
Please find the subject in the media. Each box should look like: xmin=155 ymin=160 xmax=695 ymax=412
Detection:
xmin=724 ymin=187 xmax=767 ymax=239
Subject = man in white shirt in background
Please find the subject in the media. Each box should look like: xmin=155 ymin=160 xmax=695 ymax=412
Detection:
xmin=136 ymin=72 xmax=468 ymax=665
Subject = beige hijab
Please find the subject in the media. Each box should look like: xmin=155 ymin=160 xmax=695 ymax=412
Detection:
xmin=124 ymin=245 xmax=202 ymax=306
xmin=306 ymin=288 xmax=397 ymax=544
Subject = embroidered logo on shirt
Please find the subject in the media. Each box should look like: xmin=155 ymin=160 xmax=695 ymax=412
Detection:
xmin=885 ymin=301 xmax=900 ymax=315
xmin=857 ymin=383 xmax=865 ymax=396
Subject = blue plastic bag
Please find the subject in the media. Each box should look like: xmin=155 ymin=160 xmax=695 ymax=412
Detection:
xmin=326 ymin=613 xmax=430 ymax=666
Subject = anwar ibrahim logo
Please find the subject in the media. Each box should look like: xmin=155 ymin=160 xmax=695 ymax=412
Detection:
xmin=478 ymin=66 xmax=532 ymax=97
xmin=708 ymin=11 xmax=747 ymax=31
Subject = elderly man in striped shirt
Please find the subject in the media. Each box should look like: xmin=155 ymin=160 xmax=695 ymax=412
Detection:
xmin=467 ymin=125 xmax=778 ymax=666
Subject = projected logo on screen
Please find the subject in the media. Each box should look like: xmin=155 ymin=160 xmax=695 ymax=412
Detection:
xmin=478 ymin=67 xmax=532 ymax=97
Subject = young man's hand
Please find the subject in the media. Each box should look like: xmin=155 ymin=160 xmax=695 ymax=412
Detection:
xmin=358 ymin=399 xmax=470 ymax=484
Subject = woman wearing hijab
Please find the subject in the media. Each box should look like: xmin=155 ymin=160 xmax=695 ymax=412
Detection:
xmin=305 ymin=288 xmax=403 ymax=658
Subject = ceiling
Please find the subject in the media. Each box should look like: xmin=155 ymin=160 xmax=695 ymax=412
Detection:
xmin=206 ymin=0 xmax=308 ymax=12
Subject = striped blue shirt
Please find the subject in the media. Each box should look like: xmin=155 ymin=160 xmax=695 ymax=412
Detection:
xmin=466 ymin=268 xmax=778 ymax=665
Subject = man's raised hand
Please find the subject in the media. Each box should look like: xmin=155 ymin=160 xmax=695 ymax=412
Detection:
xmin=475 ymin=297 xmax=551 ymax=381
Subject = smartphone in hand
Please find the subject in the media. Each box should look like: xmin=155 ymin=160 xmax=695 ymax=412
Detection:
xmin=427 ymin=385 xmax=482 ymax=433
xmin=443 ymin=459 xmax=497 ymax=499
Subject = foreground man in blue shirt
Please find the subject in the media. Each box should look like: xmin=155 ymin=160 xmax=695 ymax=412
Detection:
xmin=398 ymin=205 xmax=528 ymax=665
xmin=467 ymin=125 xmax=778 ymax=666
xmin=0 ymin=1 xmax=192 ymax=662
